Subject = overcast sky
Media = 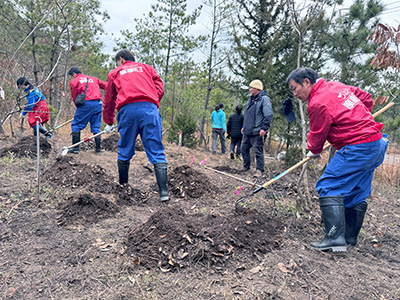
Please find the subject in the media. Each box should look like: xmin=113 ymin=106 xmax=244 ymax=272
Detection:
xmin=98 ymin=0 xmax=400 ymax=55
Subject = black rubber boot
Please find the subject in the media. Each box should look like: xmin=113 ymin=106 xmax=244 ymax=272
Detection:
xmin=68 ymin=132 xmax=80 ymax=154
xmin=39 ymin=126 xmax=53 ymax=141
xmin=118 ymin=159 xmax=130 ymax=185
xmin=154 ymin=162 xmax=170 ymax=202
xmin=345 ymin=202 xmax=368 ymax=246
xmin=95 ymin=136 xmax=101 ymax=154
xmin=310 ymin=196 xmax=347 ymax=252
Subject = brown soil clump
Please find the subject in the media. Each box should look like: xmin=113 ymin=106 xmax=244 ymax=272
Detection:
xmin=101 ymin=133 xmax=119 ymax=151
xmin=169 ymin=165 xmax=219 ymax=198
xmin=42 ymin=156 xmax=108 ymax=188
xmin=0 ymin=136 xmax=51 ymax=158
xmin=57 ymin=193 xmax=119 ymax=226
xmin=125 ymin=206 xmax=283 ymax=270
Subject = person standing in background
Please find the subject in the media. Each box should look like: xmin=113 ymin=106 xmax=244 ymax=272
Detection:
xmin=241 ymin=80 xmax=273 ymax=178
xmin=227 ymin=105 xmax=244 ymax=159
xmin=211 ymin=103 xmax=226 ymax=155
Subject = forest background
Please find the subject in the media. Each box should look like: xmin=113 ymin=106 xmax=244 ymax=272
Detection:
xmin=1 ymin=0 xmax=400 ymax=154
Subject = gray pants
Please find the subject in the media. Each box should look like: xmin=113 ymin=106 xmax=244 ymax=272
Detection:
xmin=241 ymin=134 xmax=264 ymax=172
xmin=212 ymin=128 xmax=226 ymax=154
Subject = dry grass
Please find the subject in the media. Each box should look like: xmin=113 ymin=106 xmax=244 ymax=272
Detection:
xmin=374 ymin=144 xmax=400 ymax=186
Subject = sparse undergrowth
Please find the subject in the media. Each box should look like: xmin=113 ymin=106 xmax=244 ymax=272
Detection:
xmin=0 ymin=133 xmax=399 ymax=300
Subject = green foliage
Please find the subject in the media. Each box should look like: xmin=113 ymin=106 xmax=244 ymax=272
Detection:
xmin=117 ymin=0 xmax=204 ymax=79
xmin=324 ymin=0 xmax=383 ymax=87
xmin=167 ymin=113 xmax=198 ymax=148
xmin=284 ymin=147 xmax=303 ymax=167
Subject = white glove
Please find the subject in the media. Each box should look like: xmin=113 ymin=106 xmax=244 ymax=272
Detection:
xmin=104 ymin=124 xmax=114 ymax=134
xmin=20 ymin=112 xmax=24 ymax=118
xmin=307 ymin=151 xmax=321 ymax=159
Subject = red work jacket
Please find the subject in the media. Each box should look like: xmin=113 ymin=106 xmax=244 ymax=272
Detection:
xmin=307 ymin=79 xmax=383 ymax=153
xmin=102 ymin=61 xmax=164 ymax=125
xmin=70 ymin=73 xmax=106 ymax=103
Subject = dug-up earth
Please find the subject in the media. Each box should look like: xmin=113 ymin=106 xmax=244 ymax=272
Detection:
xmin=0 ymin=130 xmax=399 ymax=300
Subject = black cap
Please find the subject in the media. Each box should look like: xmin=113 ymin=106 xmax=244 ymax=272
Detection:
xmin=16 ymin=77 xmax=28 ymax=87
xmin=68 ymin=67 xmax=81 ymax=76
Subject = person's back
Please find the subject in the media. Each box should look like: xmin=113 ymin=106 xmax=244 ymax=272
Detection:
xmin=211 ymin=108 xmax=227 ymax=131
xmin=103 ymin=61 xmax=164 ymax=123
xmin=227 ymin=111 xmax=244 ymax=139
xmin=103 ymin=49 xmax=169 ymax=202
xmin=68 ymin=67 xmax=106 ymax=154
xmin=308 ymin=79 xmax=382 ymax=153
xmin=70 ymin=73 xmax=106 ymax=102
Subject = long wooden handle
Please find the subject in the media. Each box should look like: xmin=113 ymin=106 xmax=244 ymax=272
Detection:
xmin=49 ymin=118 xmax=73 ymax=132
xmin=260 ymin=101 xmax=395 ymax=190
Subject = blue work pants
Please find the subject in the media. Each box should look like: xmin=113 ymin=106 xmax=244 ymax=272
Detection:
xmin=116 ymin=102 xmax=166 ymax=164
xmin=316 ymin=138 xmax=388 ymax=208
xmin=71 ymin=100 xmax=102 ymax=134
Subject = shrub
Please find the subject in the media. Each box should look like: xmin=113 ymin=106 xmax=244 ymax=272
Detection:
xmin=167 ymin=114 xmax=198 ymax=148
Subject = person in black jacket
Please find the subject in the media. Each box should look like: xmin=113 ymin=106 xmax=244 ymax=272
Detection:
xmin=227 ymin=105 xmax=244 ymax=159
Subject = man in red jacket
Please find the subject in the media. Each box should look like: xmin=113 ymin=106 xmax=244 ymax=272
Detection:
xmin=68 ymin=67 xmax=106 ymax=154
xmin=102 ymin=49 xmax=169 ymax=202
xmin=287 ymin=67 xmax=387 ymax=252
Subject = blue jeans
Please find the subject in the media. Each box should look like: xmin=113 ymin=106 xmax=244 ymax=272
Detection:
xmin=71 ymin=100 xmax=102 ymax=134
xmin=316 ymin=138 xmax=388 ymax=208
xmin=117 ymin=102 xmax=166 ymax=164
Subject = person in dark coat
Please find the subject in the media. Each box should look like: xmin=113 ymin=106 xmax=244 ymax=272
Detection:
xmin=242 ymin=80 xmax=273 ymax=178
xmin=227 ymin=105 xmax=244 ymax=159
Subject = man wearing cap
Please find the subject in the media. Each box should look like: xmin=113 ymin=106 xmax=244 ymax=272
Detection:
xmin=286 ymin=67 xmax=387 ymax=252
xmin=68 ymin=67 xmax=106 ymax=154
xmin=241 ymin=79 xmax=273 ymax=178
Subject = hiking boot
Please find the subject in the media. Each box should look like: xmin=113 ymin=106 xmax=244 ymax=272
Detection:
xmin=230 ymin=152 xmax=235 ymax=160
xmin=253 ymin=170 xmax=264 ymax=178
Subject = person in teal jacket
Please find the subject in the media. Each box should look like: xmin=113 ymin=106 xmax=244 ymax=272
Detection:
xmin=211 ymin=103 xmax=227 ymax=154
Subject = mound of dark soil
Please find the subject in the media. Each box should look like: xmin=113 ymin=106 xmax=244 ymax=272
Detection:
xmin=125 ymin=207 xmax=283 ymax=270
xmin=169 ymin=165 xmax=219 ymax=198
xmin=101 ymin=133 xmax=119 ymax=151
xmin=112 ymin=183 xmax=148 ymax=205
xmin=42 ymin=156 xmax=109 ymax=188
xmin=57 ymin=193 xmax=119 ymax=226
xmin=0 ymin=136 xmax=51 ymax=158
xmin=79 ymin=133 xmax=144 ymax=152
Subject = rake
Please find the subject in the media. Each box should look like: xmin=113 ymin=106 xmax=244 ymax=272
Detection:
xmin=234 ymin=101 xmax=395 ymax=211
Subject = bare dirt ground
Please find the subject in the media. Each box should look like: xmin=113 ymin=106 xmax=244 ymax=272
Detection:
xmin=0 ymin=130 xmax=399 ymax=300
